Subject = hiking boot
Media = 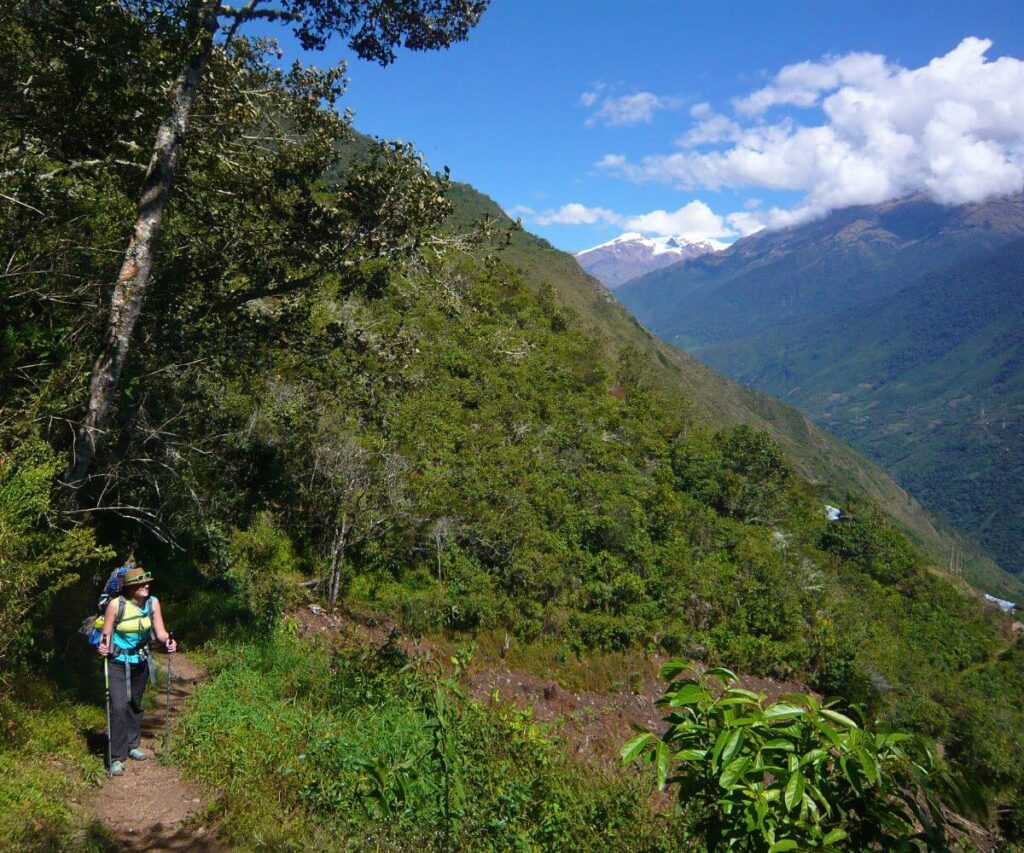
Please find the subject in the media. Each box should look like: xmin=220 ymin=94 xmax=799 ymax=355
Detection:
xmin=110 ymin=760 xmax=125 ymax=776
xmin=128 ymin=748 xmax=148 ymax=761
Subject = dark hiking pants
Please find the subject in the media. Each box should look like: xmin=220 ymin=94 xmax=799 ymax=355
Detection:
xmin=108 ymin=658 xmax=148 ymax=762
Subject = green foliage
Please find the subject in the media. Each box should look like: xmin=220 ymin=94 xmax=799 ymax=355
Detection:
xmin=0 ymin=680 xmax=107 ymax=849
xmin=175 ymin=629 xmax=685 ymax=850
xmin=0 ymin=439 xmax=105 ymax=674
xmin=226 ymin=513 xmax=301 ymax=629
xmin=624 ymin=662 xmax=951 ymax=851
xmin=3 ymin=2 xmax=1024 ymax=844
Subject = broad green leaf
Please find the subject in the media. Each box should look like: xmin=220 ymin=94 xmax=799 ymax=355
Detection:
xmin=712 ymin=728 xmax=732 ymax=770
xmin=784 ymin=771 xmax=804 ymax=812
xmin=761 ymin=737 xmax=798 ymax=753
xmin=820 ymin=708 xmax=859 ymax=729
xmin=620 ymin=732 xmax=652 ymax=764
xmin=656 ymin=739 xmax=670 ymax=790
xmin=674 ymin=748 xmax=708 ymax=761
xmin=719 ymin=755 xmax=751 ymax=789
xmin=705 ymin=666 xmax=738 ymax=685
xmin=767 ymin=841 xmax=799 ymax=852
xmin=660 ymin=660 xmax=691 ymax=681
xmin=725 ymin=687 xmax=763 ymax=701
xmin=800 ymin=748 xmax=827 ymax=766
xmin=805 ymin=781 xmax=833 ymax=817
xmin=668 ymin=683 xmax=707 ymax=706
xmin=763 ymin=703 xmax=806 ymax=720
xmin=802 ymin=791 xmax=819 ymax=821
xmin=858 ymin=747 xmax=879 ymax=785
xmin=822 ymin=828 xmax=848 ymax=846
xmin=816 ymin=721 xmax=842 ymax=749
xmin=719 ymin=697 xmax=759 ymax=708
xmin=721 ymin=729 xmax=745 ymax=765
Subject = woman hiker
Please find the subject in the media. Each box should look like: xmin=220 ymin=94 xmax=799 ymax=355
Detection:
xmin=97 ymin=565 xmax=177 ymax=776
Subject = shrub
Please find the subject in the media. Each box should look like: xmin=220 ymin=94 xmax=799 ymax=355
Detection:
xmin=0 ymin=439 xmax=105 ymax=676
xmin=226 ymin=512 xmax=300 ymax=630
xmin=623 ymin=661 xmax=952 ymax=851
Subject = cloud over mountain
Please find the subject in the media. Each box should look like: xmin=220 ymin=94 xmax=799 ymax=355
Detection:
xmin=598 ymin=38 xmax=1024 ymax=228
xmin=509 ymin=199 xmax=734 ymax=242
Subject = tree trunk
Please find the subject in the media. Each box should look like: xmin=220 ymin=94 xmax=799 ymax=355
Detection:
xmin=328 ymin=518 xmax=349 ymax=609
xmin=66 ymin=2 xmax=221 ymax=489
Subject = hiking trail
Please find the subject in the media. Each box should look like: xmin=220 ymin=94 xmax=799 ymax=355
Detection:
xmin=79 ymin=651 xmax=221 ymax=851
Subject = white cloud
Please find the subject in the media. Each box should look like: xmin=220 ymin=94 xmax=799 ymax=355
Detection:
xmin=622 ymin=200 xmax=733 ymax=240
xmin=515 ymin=199 xmax=738 ymax=242
xmin=583 ymin=90 xmax=685 ymax=127
xmin=735 ymin=51 xmax=891 ymax=115
xmin=533 ymin=203 xmax=622 ymax=227
xmin=597 ymin=38 xmax=1024 ymax=226
xmin=579 ymin=82 xmax=605 ymax=108
xmin=676 ymin=104 xmax=742 ymax=147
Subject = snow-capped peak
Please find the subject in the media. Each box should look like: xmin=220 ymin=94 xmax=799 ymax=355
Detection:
xmin=577 ymin=232 xmax=727 ymax=259
xmin=574 ymin=232 xmax=725 ymax=288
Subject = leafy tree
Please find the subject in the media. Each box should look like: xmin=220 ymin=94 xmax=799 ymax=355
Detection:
xmin=0 ymin=439 xmax=107 ymax=674
xmin=67 ymin=0 xmax=489 ymax=487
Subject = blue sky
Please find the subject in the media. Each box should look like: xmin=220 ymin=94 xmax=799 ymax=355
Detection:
xmin=256 ymin=1 xmax=1024 ymax=253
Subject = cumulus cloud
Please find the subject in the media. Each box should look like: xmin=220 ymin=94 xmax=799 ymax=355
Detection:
xmin=622 ymin=200 xmax=732 ymax=240
xmin=514 ymin=200 xmax=736 ymax=242
xmin=676 ymin=103 xmax=742 ymax=147
xmin=597 ymin=38 xmax=1024 ymax=227
xmin=582 ymin=87 xmax=685 ymax=127
xmin=735 ymin=51 xmax=891 ymax=115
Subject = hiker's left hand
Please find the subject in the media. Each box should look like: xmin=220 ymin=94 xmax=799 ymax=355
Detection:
xmin=165 ymin=637 xmax=177 ymax=653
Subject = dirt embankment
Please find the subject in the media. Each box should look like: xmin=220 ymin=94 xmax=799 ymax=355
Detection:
xmin=294 ymin=605 xmax=808 ymax=771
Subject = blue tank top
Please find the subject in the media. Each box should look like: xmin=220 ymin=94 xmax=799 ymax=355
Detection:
xmin=111 ymin=596 xmax=155 ymax=664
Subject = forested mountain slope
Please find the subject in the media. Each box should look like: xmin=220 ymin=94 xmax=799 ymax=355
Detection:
xmin=618 ymin=193 xmax=1024 ymax=348
xmin=4 ymin=4 xmax=1024 ymax=848
xmin=447 ymin=184 xmax=1022 ymax=597
xmin=701 ymin=237 xmax=1024 ymax=576
xmin=616 ymin=194 xmax=1024 ymax=587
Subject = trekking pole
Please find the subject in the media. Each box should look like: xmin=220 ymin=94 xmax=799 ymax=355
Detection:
xmin=165 ymin=632 xmax=174 ymax=743
xmin=103 ymin=655 xmax=112 ymax=775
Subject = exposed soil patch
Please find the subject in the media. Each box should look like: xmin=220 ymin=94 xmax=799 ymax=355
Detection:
xmin=294 ymin=605 xmax=810 ymax=769
xmin=294 ymin=605 xmax=1002 ymax=849
xmin=79 ymin=651 xmax=221 ymax=851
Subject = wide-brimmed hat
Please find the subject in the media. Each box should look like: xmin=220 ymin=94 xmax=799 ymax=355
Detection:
xmin=122 ymin=566 xmax=155 ymax=587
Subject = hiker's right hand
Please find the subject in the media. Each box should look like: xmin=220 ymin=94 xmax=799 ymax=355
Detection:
xmin=98 ymin=637 xmax=110 ymax=656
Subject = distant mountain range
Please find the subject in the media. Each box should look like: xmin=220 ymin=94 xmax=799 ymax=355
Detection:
xmin=615 ymin=192 xmax=1024 ymax=576
xmin=574 ymin=232 xmax=724 ymax=288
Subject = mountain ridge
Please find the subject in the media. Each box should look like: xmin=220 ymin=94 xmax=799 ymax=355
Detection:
xmin=614 ymin=192 xmax=1024 ymax=584
xmin=446 ymin=183 xmax=1024 ymax=599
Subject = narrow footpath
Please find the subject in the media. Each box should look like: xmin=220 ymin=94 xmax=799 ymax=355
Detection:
xmin=80 ymin=651 xmax=220 ymax=851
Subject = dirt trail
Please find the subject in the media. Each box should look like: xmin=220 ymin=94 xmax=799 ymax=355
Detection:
xmin=80 ymin=651 xmax=221 ymax=851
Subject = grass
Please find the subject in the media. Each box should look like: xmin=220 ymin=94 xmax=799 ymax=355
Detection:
xmin=0 ymin=680 xmax=114 ymax=851
xmin=173 ymin=623 xmax=691 ymax=851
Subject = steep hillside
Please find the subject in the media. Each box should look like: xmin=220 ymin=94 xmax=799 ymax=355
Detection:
xmin=618 ymin=193 xmax=1024 ymax=349
xmin=703 ymin=237 xmax=1024 ymax=576
xmin=446 ymin=185 xmax=1024 ymax=599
